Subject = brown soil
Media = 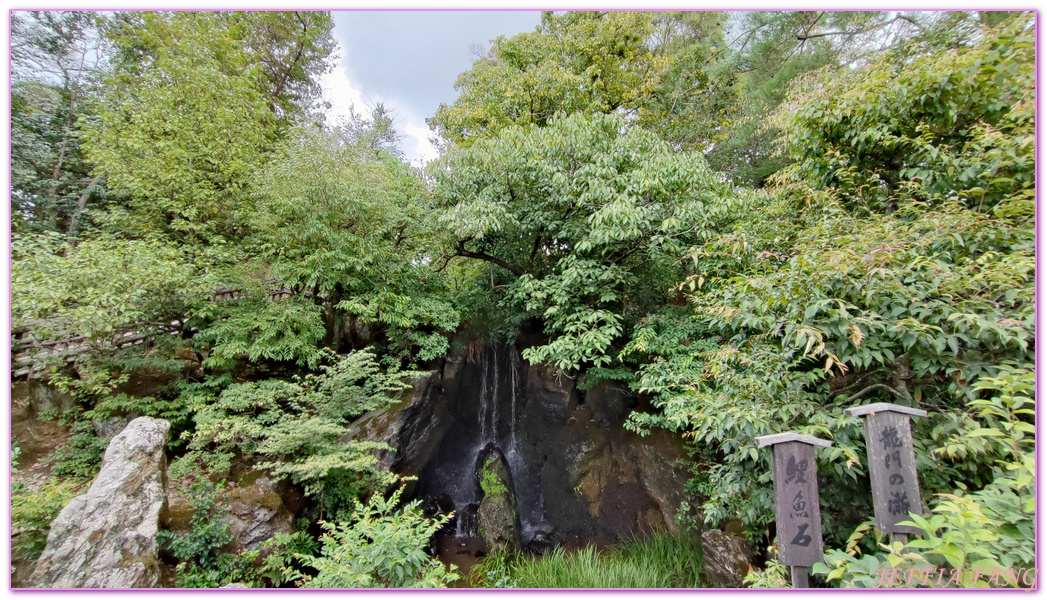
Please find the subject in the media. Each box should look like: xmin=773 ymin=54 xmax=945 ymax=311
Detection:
xmin=11 ymin=385 xmax=71 ymax=491
xmin=10 ymin=385 xmax=75 ymax=588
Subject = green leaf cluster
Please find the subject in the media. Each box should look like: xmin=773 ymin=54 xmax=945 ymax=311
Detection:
xmin=11 ymin=478 xmax=86 ymax=562
xmin=294 ymin=485 xmax=458 ymax=588
xmin=182 ymin=350 xmax=415 ymax=510
xmin=436 ymin=112 xmax=736 ymax=371
xmin=621 ymin=14 xmax=1034 ymax=536
xmin=430 ymin=11 xmax=673 ymax=146
xmin=157 ymin=480 xmax=260 ymax=588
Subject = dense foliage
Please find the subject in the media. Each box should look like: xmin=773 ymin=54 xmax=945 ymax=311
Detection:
xmin=813 ymin=367 xmax=1034 ymax=587
xmin=9 ymin=9 xmax=1034 ymax=590
xmin=176 ymin=350 xmax=416 ymax=517
xmin=157 ymin=480 xmax=259 ymax=588
xmin=293 ymin=486 xmax=459 ymax=588
xmin=619 ymin=14 xmax=1034 ymax=543
xmin=434 ymin=111 xmax=738 ymax=371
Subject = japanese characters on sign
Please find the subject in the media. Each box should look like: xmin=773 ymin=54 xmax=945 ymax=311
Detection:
xmin=845 ymin=403 xmax=927 ymax=535
xmin=764 ymin=438 xmax=827 ymax=567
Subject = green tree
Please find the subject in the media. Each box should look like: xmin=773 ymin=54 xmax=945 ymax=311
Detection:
xmin=82 ymin=12 xmax=278 ymax=242
xmin=240 ymin=124 xmax=459 ymax=360
xmin=11 ymin=11 xmax=109 ymax=234
xmin=434 ymin=112 xmax=739 ymax=371
xmin=622 ymin=14 xmax=1034 ymax=536
xmin=777 ymin=13 xmax=1033 ymax=212
xmin=430 ymin=11 xmax=676 ymax=147
xmin=236 ymin=11 xmax=336 ymax=120
xmin=678 ymin=11 xmax=929 ymax=186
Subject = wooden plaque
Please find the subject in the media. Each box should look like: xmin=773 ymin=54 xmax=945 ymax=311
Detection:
xmin=771 ymin=441 xmax=824 ymax=567
xmin=863 ymin=411 xmax=924 ymax=535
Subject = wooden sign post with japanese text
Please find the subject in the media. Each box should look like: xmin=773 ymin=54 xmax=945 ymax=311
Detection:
xmin=755 ymin=432 xmax=832 ymax=588
xmin=844 ymin=402 xmax=928 ymax=543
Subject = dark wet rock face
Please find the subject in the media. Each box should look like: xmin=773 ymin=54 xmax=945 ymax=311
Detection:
xmin=30 ymin=417 xmax=170 ymax=588
xmin=353 ymin=339 xmax=695 ymax=552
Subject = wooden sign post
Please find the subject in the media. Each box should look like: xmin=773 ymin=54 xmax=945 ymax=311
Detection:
xmin=844 ymin=403 xmax=928 ymax=543
xmin=755 ymin=432 xmax=833 ymax=588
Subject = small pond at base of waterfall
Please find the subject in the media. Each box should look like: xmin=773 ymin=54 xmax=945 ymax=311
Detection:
xmin=435 ymin=534 xmax=486 ymax=588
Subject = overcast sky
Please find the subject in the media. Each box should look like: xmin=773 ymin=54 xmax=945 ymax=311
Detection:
xmin=321 ymin=11 xmax=542 ymax=165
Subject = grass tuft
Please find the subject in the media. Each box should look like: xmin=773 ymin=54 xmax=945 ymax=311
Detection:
xmin=473 ymin=531 xmax=705 ymax=589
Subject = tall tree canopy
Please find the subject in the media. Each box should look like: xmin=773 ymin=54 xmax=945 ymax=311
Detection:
xmin=11 ymin=11 xmax=108 ymax=234
xmin=434 ymin=112 xmax=739 ymax=371
xmin=83 ymin=11 xmax=335 ymax=242
xmin=10 ymin=10 xmax=1035 ymax=589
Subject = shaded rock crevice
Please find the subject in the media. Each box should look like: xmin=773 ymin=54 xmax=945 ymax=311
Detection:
xmin=352 ymin=338 xmax=696 ymax=551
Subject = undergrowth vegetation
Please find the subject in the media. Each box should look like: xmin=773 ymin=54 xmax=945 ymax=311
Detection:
xmin=9 ymin=9 xmax=1033 ymax=589
xmin=472 ymin=532 xmax=705 ymax=588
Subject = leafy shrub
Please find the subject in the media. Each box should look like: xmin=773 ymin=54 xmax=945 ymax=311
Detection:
xmin=294 ymin=485 xmax=457 ymax=588
xmin=813 ymin=365 xmax=1034 ymax=588
xmin=742 ymin=548 xmax=789 ymax=588
xmin=11 ymin=478 xmax=86 ymax=562
xmin=157 ymin=480 xmax=259 ymax=588
xmin=182 ymin=349 xmax=415 ymax=515
xmin=50 ymin=421 xmax=108 ymax=480
xmin=258 ymin=531 xmax=320 ymax=587
xmin=83 ymin=391 xmax=192 ymax=447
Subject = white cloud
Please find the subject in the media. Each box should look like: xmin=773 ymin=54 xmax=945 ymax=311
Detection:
xmin=320 ymin=42 xmax=439 ymax=168
xmin=320 ymin=44 xmax=367 ymax=127
xmin=403 ymin=122 xmax=440 ymax=166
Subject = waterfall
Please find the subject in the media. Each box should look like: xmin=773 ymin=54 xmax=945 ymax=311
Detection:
xmin=490 ymin=347 xmax=499 ymax=442
xmin=447 ymin=341 xmax=543 ymax=542
xmin=509 ymin=350 xmax=519 ymax=452
xmin=478 ymin=350 xmax=489 ymax=441
xmin=505 ymin=348 xmax=534 ymax=541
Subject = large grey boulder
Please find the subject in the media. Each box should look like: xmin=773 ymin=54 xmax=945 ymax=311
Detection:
xmin=30 ymin=417 xmax=170 ymax=588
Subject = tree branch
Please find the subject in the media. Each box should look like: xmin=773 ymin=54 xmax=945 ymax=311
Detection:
xmin=454 ymin=239 xmax=524 ymax=276
xmin=845 ymin=383 xmax=908 ymax=403
xmin=66 ymin=175 xmax=103 ymax=238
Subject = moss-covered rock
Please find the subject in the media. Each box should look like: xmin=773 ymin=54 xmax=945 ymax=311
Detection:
xmin=475 ymin=444 xmax=520 ymax=554
xmin=220 ymin=473 xmax=293 ymax=554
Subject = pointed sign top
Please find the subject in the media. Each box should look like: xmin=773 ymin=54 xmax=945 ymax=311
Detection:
xmin=755 ymin=432 xmax=833 ymax=448
xmin=844 ymin=402 xmax=928 ymax=418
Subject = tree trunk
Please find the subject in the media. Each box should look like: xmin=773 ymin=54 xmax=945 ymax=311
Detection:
xmin=322 ymin=284 xmax=345 ymax=350
xmin=66 ymin=175 xmax=103 ymax=238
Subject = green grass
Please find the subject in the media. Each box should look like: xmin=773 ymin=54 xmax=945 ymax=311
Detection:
xmin=473 ymin=531 xmax=706 ymax=589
